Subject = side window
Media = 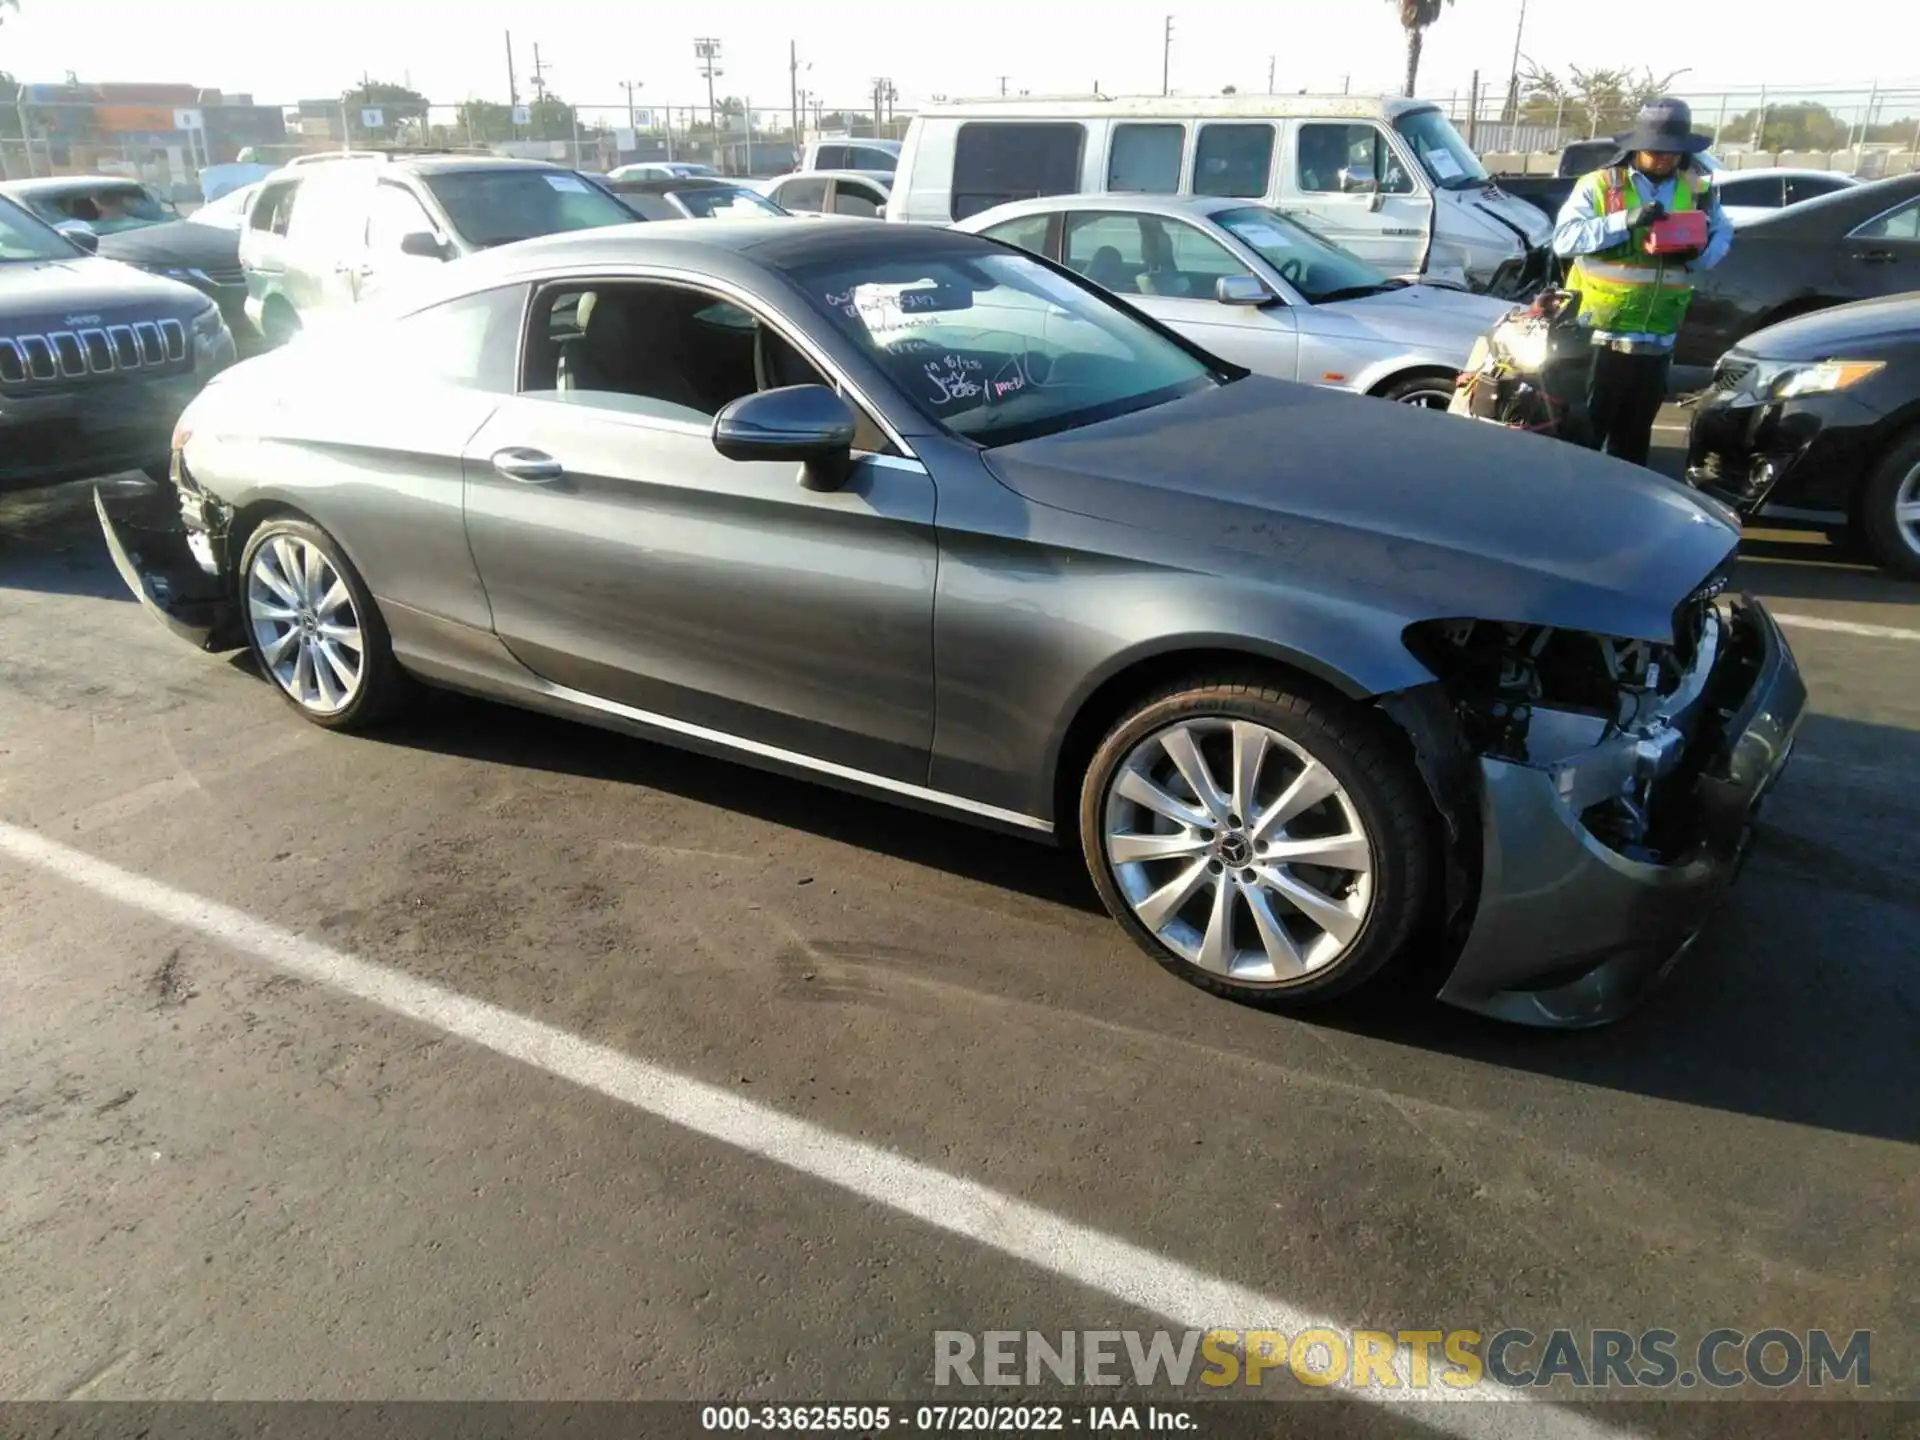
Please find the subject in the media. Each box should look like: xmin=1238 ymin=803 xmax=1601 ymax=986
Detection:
xmin=1064 ymin=213 xmax=1149 ymax=293
xmin=850 ymin=146 xmax=897 ymax=171
xmin=1783 ymin=174 xmax=1845 ymax=206
xmin=288 ymin=175 xmax=373 ymax=250
xmin=251 ymin=180 xmax=299 ymax=237
xmin=1107 ymin=123 xmax=1185 ymax=193
xmin=814 ymin=144 xmax=851 ymax=169
xmin=366 ymin=183 xmax=438 ymax=252
xmin=831 ymin=184 xmax=881 ymax=218
xmin=951 ymin=122 xmax=1086 ymax=221
xmin=385 ymin=285 xmax=527 ymax=393
xmin=779 ymin=176 xmax=830 ymax=212
xmin=521 ymin=281 xmax=896 ymax=452
xmin=1853 ymin=199 xmax=1920 ymax=242
xmin=980 ymin=212 xmax=1053 ymax=257
xmin=1295 ymin=124 xmax=1414 ymax=195
xmin=1163 ymin=221 xmax=1253 ymax=284
xmin=1718 ymin=175 xmax=1782 ymax=209
xmin=1194 ymin=123 xmax=1275 ymax=199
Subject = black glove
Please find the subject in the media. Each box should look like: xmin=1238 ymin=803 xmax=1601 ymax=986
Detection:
xmin=1624 ymin=200 xmax=1667 ymax=229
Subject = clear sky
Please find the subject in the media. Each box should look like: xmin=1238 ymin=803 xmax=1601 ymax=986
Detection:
xmin=2 ymin=0 xmax=1914 ymax=118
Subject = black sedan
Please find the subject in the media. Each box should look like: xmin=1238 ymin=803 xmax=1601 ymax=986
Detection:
xmin=0 ymin=175 xmax=253 ymax=343
xmin=1687 ymin=292 xmax=1920 ymax=578
xmin=1677 ymin=173 xmax=1920 ymax=373
xmin=99 ymin=220 xmax=1803 ymax=1029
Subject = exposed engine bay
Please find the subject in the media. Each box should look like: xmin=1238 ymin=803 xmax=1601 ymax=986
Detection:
xmin=1406 ymin=581 xmax=1745 ymax=863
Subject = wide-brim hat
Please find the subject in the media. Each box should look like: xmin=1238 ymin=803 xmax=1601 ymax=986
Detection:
xmin=1613 ymin=97 xmax=1713 ymax=155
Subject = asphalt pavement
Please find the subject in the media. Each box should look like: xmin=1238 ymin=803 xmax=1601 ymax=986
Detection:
xmin=1 ymin=442 xmax=1915 ymax=1435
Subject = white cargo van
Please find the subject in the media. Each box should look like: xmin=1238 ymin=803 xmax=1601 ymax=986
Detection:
xmin=888 ymin=95 xmax=1552 ymax=294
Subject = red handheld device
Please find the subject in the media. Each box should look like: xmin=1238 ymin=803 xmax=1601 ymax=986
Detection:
xmin=1644 ymin=210 xmax=1708 ymax=256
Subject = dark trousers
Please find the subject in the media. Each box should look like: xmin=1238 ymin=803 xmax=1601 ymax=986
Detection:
xmin=1583 ymin=345 xmax=1672 ymax=468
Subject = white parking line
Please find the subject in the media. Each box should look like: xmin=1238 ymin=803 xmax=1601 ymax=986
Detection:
xmin=0 ymin=820 xmax=1636 ymax=1435
xmin=1774 ymin=613 xmax=1920 ymax=643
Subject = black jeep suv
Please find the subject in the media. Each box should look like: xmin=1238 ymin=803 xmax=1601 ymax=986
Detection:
xmin=2 ymin=193 xmax=236 ymax=492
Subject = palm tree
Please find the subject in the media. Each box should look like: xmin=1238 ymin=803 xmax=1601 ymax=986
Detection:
xmin=1391 ymin=0 xmax=1453 ymax=97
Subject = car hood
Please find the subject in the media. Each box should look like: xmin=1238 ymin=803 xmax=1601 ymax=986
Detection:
xmin=1311 ymin=282 xmax=1516 ymax=349
xmin=94 ymin=219 xmax=239 ymax=269
xmin=0 ymin=255 xmax=211 ymax=327
xmin=982 ymin=377 xmax=1737 ymax=643
xmin=1735 ymin=291 xmax=1920 ymax=360
xmin=1467 ymin=184 xmax=1554 ymax=246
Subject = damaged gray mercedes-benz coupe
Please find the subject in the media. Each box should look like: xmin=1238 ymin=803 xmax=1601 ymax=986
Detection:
xmin=99 ymin=220 xmax=1805 ymax=1027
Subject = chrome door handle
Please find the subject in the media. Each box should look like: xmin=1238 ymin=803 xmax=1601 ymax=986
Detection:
xmin=491 ymin=447 xmax=564 ymax=483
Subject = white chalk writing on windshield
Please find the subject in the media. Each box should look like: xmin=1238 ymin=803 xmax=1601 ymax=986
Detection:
xmin=923 ymin=354 xmax=983 ymax=405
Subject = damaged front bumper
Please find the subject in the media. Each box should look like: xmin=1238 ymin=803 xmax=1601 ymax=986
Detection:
xmin=94 ymin=473 xmax=243 ymax=652
xmin=1436 ymin=597 xmax=1805 ymax=1028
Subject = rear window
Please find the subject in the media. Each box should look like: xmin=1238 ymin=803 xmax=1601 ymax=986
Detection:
xmin=1108 ymin=123 xmax=1185 ymax=194
xmin=423 ymin=170 xmax=637 ymax=248
xmin=951 ymin=122 xmax=1086 ymax=221
xmin=250 ymin=179 xmax=300 ymax=237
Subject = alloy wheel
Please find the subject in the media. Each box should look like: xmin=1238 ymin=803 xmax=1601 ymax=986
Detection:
xmin=1394 ymin=384 xmax=1455 ymax=410
xmin=247 ymin=534 xmax=364 ymax=716
xmin=1101 ymin=718 xmax=1375 ymax=983
xmin=1896 ymin=462 xmax=1920 ymax=559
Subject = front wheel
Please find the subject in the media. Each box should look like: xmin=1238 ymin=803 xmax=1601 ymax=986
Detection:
xmin=239 ymin=518 xmax=409 ymax=729
xmin=1858 ymin=431 xmax=1920 ymax=581
xmin=1378 ymin=373 xmax=1459 ymax=411
xmin=1079 ymin=678 xmax=1435 ymax=1010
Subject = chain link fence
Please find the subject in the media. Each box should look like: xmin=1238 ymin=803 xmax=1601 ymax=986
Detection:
xmin=2 ymin=91 xmax=915 ymax=190
xmin=1437 ymin=78 xmax=1920 ymax=176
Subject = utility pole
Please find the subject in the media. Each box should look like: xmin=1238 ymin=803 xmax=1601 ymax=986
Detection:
xmin=1504 ymin=0 xmax=1528 ymax=125
xmin=529 ymin=43 xmax=551 ymax=140
xmin=623 ymin=81 xmax=641 ymax=133
xmin=1162 ymin=15 xmax=1175 ymax=96
xmin=1267 ymin=56 xmax=1275 ymax=93
xmin=790 ymin=41 xmax=800 ymax=149
xmin=505 ymin=30 xmax=519 ymax=141
xmin=996 ymin=75 xmax=1009 ymax=97
xmin=695 ymin=37 xmax=723 ymax=162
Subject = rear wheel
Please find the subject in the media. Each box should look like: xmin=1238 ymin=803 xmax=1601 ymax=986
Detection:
xmin=1859 ymin=431 xmax=1920 ymax=582
xmin=1378 ymin=373 xmax=1458 ymax=411
xmin=239 ymin=518 xmax=408 ymax=729
xmin=261 ymin=298 xmax=301 ymax=347
xmin=1079 ymin=677 xmax=1434 ymax=1010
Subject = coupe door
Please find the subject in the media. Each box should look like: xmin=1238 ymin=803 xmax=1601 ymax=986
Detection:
xmin=461 ymin=279 xmax=938 ymax=783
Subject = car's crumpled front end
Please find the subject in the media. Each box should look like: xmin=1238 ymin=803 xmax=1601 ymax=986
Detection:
xmin=1395 ymin=576 xmax=1805 ymax=1027
xmin=94 ymin=440 xmax=242 ymax=652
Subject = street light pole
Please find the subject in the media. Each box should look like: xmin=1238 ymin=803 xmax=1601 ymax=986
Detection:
xmin=695 ymin=37 xmax=723 ymax=163
xmin=1162 ymin=15 xmax=1174 ymax=97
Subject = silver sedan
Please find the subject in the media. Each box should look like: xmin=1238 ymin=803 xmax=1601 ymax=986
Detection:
xmin=956 ymin=194 xmax=1518 ymax=408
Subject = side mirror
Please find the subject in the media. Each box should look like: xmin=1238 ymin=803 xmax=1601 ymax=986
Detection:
xmin=399 ymin=230 xmax=448 ymax=260
xmin=712 ymin=385 xmax=858 ymax=492
xmin=1216 ymin=274 xmax=1274 ymax=306
xmin=57 ymin=221 xmax=100 ymax=253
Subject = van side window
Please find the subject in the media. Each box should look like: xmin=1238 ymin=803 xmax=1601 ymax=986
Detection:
xmin=951 ymin=122 xmax=1086 ymax=221
xmin=1108 ymin=124 xmax=1185 ymax=194
xmin=1193 ymin=124 xmax=1275 ymax=199
xmin=1296 ymin=124 xmax=1414 ymax=195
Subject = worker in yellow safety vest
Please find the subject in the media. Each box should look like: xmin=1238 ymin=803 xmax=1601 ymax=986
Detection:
xmin=1552 ymin=98 xmax=1733 ymax=466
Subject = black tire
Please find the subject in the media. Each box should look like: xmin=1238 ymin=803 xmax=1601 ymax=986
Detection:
xmin=1377 ymin=373 xmax=1459 ymax=411
xmin=260 ymin=298 xmax=301 ymax=347
xmin=1079 ymin=677 xmax=1436 ymax=1011
xmin=237 ymin=517 xmax=410 ymax=730
xmin=1858 ymin=430 xmax=1920 ymax=582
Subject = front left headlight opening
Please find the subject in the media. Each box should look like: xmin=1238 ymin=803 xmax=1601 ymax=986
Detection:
xmin=1769 ymin=359 xmax=1885 ymax=400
